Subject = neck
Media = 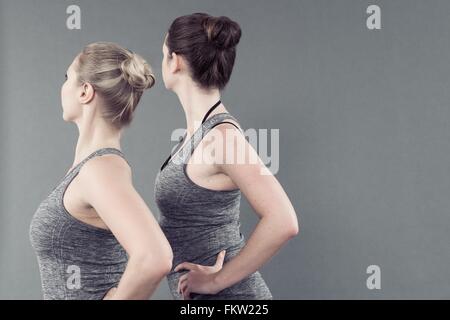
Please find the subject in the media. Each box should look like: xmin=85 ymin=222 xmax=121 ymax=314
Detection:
xmin=72 ymin=112 xmax=122 ymax=167
xmin=174 ymin=82 xmax=226 ymax=136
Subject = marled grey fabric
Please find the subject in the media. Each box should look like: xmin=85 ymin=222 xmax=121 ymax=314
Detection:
xmin=29 ymin=148 xmax=128 ymax=300
xmin=155 ymin=113 xmax=273 ymax=300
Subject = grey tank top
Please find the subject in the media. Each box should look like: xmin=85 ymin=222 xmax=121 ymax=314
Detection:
xmin=154 ymin=113 xmax=273 ymax=300
xmin=29 ymin=148 xmax=128 ymax=300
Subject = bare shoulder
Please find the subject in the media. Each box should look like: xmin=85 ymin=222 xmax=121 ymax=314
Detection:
xmin=78 ymin=154 xmax=131 ymax=184
xmin=205 ymin=118 xmax=253 ymax=169
xmin=213 ymin=117 xmax=242 ymax=132
xmin=208 ymin=118 xmax=244 ymax=142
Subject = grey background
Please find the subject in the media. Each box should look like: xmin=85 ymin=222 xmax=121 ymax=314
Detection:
xmin=1 ymin=0 xmax=450 ymax=299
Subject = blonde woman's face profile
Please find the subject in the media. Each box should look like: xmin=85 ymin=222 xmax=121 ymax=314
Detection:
xmin=61 ymin=57 xmax=83 ymax=122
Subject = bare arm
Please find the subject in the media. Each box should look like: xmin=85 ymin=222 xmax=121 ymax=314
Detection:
xmin=80 ymin=155 xmax=173 ymax=299
xmin=176 ymin=124 xmax=299 ymax=298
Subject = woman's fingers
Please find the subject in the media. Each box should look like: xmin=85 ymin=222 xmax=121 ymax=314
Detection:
xmin=214 ymin=250 xmax=226 ymax=269
xmin=174 ymin=262 xmax=196 ymax=272
xmin=182 ymin=286 xmax=191 ymax=300
xmin=179 ymin=279 xmax=189 ymax=298
xmin=176 ymin=252 xmax=226 ymax=274
xmin=177 ymin=274 xmax=188 ymax=294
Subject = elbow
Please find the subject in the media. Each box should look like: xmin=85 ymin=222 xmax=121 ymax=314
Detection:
xmin=153 ymin=248 xmax=173 ymax=277
xmin=131 ymin=249 xmax=173 ymax=281
xmin=153 ymin=243 xmax=174 ymax=278
xmin=289 ymin=220 xmax=300 ymax=238
xmin=283 ymin=212 xmax=300 ymax=239
xmin=160 ymin=250 xmax=174 ymax=276
xmin=283 ymin=223 xmax=299 ymax=240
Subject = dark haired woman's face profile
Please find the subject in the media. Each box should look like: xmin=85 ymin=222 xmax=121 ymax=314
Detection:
xmin=161 ymin=40 xmax=177 ymax=90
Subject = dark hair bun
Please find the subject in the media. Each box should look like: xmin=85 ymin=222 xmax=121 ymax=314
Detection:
xmin=202 ymin=16 xmax=241 ymax=50
xmin=166 ymin=13 xmax=242 ymax=90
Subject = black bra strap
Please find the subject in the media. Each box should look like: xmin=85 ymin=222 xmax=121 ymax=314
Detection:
xmin=160 ymin=155 xmax=171 ymax=171
xmin=201 ymin=100 xmax=222 ymax=124
xmin=160 ymin=133 xmax=186 ymax=171
xmin=182 ymin=119 xmax=243 ymax=162
xmin=206 ymin=121 xmax=243 ymax=136
xmin=161 ymin=100 xmax=221 ymax=171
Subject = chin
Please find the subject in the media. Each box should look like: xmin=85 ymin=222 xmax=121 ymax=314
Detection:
xmin=162 ymin=79 xmax=173 ymax=90
xmin=62 ymin=112 xmax=75 ymax=123
xmin=61 ymin=112 xmax=69 ymax=122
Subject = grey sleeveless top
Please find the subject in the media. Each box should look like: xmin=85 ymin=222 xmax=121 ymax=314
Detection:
xmin=154 ymin=113 xmax=273 ymax=300
xmin=29 ymin=148 xmax=128 ymax=300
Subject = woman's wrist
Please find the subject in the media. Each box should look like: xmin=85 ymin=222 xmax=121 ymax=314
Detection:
xmin=211 ymin=270 xmax=227 ymax=294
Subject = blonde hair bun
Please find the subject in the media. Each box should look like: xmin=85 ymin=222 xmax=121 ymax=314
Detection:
xmin=120 ymin=53 xmax=155 ymax=90
xmin=76 ymin=42 xmax=156 ymax=128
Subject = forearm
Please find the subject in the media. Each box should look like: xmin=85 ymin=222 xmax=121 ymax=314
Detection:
xmin=109 ymin=255 xmax=169 ymax=300
xmin=214 ymin=216 xmax=296 ymax=292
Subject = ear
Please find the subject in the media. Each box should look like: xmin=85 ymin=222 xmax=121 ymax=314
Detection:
xmin=170 ymin=52 xmax=183 ymax=74
xmin=79 ymin=82 xmax=95 ymax=104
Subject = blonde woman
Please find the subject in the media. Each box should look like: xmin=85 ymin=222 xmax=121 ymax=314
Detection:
xmin=30 ymin=42 xmax=173 ymax=300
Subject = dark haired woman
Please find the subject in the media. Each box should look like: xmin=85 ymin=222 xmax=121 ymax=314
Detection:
xmin=30 ymin=42 xmax=173 ymax=299
xmin=155 ymin=13 xmax=299 ymax=300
